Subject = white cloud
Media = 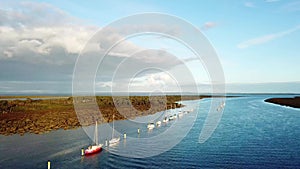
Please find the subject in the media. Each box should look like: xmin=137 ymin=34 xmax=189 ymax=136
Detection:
xmin=201 ymin=22 xmax=218 ymax=30
xmin=237 ymin=25 xmax=300 ymax=49
xmin=0 ymin=25 xmax=98 ymax=64
xmin=121 ymin=72 xmax=179 ymax=92
xmin=0 ymin=1 xmax=189 ymax=65
xmin=0 ymin=1 xmax=198 ymax=94
xmin=0 ymin=1 xmax=100 ymax=65
xmin=0 ymin=2 xmax=146 ymax=65
xmin=146 ymin=73 xmax=175 ymax=87
xmin=3 ymin=49 xmax=13 ymax=58
xmin=244 ymin=2 xmax=255 ymax=8
xmin=265 ymin=0 xmax=280 ymax=2
xmin=96 ymin=81 xmax=114 ymax=88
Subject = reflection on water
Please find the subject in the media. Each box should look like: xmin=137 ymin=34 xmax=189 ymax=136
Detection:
xmin=0 ymin=95 xmax=299 ymax=168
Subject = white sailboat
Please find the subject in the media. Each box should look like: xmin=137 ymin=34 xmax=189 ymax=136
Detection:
xmin=162 ymin=116 xmax=169 ymax=123
xmin=162 ymin=105 xmax=170 ymax=123
xmin=178 ymin=111 xmax=183 ymax=118
xmin=217 ymin=101 xmax=225 ymax=111
xmin=109 ymin=114 xmax=120 ymax=145
xmin=84 ymin=121 xmax=103 ymax=155
xmin=168 ymin=104 xmax=177 ymax=120
xmin=147 ymin=122 xmax=155 ymax=130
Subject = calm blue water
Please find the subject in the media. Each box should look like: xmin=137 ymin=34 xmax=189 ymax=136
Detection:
xmin=0 ymin=95 xmax=299 ymax=169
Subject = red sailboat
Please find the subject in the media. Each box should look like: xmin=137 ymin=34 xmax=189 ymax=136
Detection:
xmin=84 ymin=121 xmax=103 ymax=155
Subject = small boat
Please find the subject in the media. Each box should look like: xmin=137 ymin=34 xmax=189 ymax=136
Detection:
xmin=162 ymin=117 xmax=169 ymax=123
xmin=178 ymin=112 xmax=183 ymax=118
xmin=169 ymin=105 xmax=177 ymax=120
xmin=109 ymin=114 xmax=120 ymax=146
xmin=147 ymin=122 xmax=155 ymax=130
xmin=173 ymin=114 xmax=177 ymax=119
xmin=84 ymin=121 xmax=103 ymax=155
xmin=156 ymin=121 xmax=161 ymax=126
xmin=184 ymin=109 xmax=193 ymax=114
xmin=109 ymin=137 xmax=120 ymax=145
xmin=169 ymin=115 xmax=175 ymax=121
xmin=169 ymin=114 xmax=177 ymax=120
xmin=217 ymin=102 xmax=226 ymax=111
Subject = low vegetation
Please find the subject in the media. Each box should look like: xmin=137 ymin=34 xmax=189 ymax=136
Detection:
xmin=0 ymin=95 xmax=206 ymax=136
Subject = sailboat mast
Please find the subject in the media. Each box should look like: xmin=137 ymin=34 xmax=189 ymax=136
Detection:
xmin=112 ymin=114 xmax=114 ymax=139
xmin=95 ymin=121 xmax=98 ymax=145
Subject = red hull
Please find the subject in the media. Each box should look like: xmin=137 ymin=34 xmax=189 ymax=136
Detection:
xmin=84 ymin=147 xmax=102 ymax=155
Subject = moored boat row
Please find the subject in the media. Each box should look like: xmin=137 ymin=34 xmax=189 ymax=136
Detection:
xmin=83 ymin=108 xmax=194 ymax=156
xmin=147 ymin=108 xmax=194 ymax=131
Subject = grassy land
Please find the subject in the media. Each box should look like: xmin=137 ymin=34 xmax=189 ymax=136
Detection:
xmin=0 ymin=95 xmax=211 ymax=136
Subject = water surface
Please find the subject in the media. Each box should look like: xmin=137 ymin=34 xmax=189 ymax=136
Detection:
xmin=0 ymin=95 xmax=299 ymax=168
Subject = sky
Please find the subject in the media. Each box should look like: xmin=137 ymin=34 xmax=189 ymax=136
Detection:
xmin=0 ymin=0 xmax=299 ymax=94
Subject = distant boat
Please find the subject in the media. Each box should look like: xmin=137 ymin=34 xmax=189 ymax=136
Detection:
xmin=168 ymin=105 xmax=175 ymax=120
xmin=173 ymin=114 xmax=177 ymax=119
xmin=162 ymin=117 xmax=169 ymax=123
xmin=109 ymin=137 xmax=120 ymax=145
xmin=169 ymin=115 xmax=176 ymax=121
xmin=109 ymin=115 xmax=120 ymax=146
xmin=156 ymin=121 xmax=161 ymax=126
xmin=184 ymin=109 xmax=193 ymax=114
xmin=84 ymin=121 xmax=103 ymax=155
xmin=147 ymin=122 xmax=155 ymax=130
xmin=217 ymin=101 xmax=226 ymax=111
xmin=178 ymin=111 xmax=183 ymax=118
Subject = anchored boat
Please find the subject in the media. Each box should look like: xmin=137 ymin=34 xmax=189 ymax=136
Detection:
xmin=162 ymin=117 xmax=169 ymax=123
xmin=147 ymin=122 xmax=155 ymax=130
xmin=84 ymin=121 xmax=103 ymax=155
xmin=109 ymin=114 xmax=120 ymax=146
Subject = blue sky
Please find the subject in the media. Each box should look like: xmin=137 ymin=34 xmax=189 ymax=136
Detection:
xmin=0 ymin=0 xmax=299 ymax=94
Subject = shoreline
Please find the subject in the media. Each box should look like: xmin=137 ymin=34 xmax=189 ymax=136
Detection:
xmin=0 ymin=95 xmax=225 ymax=136
xmin=265 ymin=96 xmax=300 ymax=109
